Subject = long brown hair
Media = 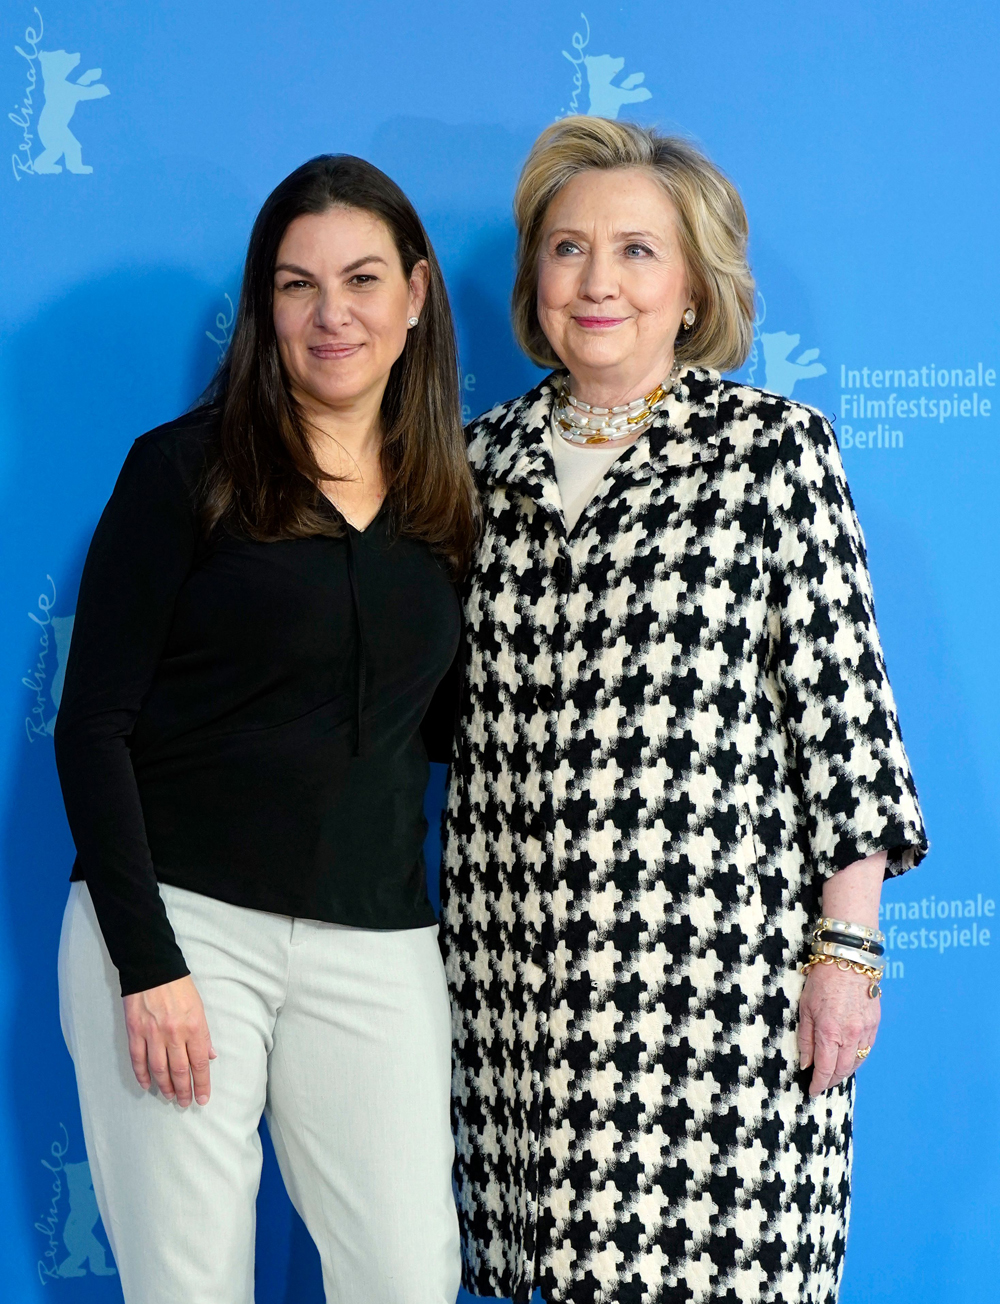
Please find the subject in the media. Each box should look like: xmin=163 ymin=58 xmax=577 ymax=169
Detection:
xmin=201 ymin=154 xmax=479 ymax=575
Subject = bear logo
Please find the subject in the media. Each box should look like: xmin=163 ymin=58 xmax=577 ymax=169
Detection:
xmin=583 ymin=54 xmax=652 ymax=119
xmin=56 ymin=1161 xmax=116 ymax=1278
xmin=32 ymin=49 xmax=109 ymax=175
xmin=761 ymin=330 xmax=827 ymax=398
xmin=44 ymin=614 xmax=75 ymax=735
xmin=562 ymin=17 xmax=652 ymax=121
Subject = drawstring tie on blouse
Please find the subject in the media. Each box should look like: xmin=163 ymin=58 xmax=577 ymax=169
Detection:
xmin=344 ymin=528 xmax=369 ymax=758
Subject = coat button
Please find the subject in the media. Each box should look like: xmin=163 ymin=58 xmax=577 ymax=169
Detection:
xmin=536 ymin=685 xmax=555 ymax=711
xmin=552 ymin=554 xmax=569 ymax=579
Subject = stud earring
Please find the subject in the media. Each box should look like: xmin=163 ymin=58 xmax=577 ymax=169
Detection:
xmin=407 ymin=316 xmax=419 ymax=327
xmin=682 ymin=308 xmax=696 ymax=328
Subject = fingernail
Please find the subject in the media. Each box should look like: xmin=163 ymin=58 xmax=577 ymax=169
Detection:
xmin=196 ymin=1094 xmax=208 ymax=1106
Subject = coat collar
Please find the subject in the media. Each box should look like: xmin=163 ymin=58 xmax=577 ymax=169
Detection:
xmin=474 ymin=365 xmax=724 ymax=508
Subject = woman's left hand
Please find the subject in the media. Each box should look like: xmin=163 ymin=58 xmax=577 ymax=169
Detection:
xmin=797 ymin=962 xmax=880 ymax=1096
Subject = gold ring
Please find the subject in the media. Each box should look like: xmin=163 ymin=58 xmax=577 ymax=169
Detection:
xmin=856 ymin=1046 xmax=871 ymax=1061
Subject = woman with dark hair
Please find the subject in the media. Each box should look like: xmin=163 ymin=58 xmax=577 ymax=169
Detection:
xmin=54 ymin=154 xmax=476 ymax=1303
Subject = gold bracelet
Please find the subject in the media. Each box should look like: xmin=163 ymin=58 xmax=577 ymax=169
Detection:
xmin=801 ymin=952 xmax=883 ymax=999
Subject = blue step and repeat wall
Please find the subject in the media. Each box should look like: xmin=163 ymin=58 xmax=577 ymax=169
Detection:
xmin=2 ymin=1 xmax=998 ymax=1300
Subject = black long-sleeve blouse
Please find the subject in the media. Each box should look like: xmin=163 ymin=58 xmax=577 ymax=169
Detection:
xmin=54 ymin=409 xmax=461 ymax=996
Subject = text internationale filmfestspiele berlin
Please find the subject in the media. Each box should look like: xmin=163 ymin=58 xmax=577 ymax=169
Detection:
xmin=837 ymin=362 xmax=995 ymax=450
xmin=873 ymin=893 xmax=994 ymax=981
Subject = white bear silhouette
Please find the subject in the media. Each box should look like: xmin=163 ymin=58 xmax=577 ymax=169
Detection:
xmin=761 ymin=330 xmax=827 ymax=398
xmin=584 ymin=54 xmax=652 ymax=119
xmin=45 ymin=614 xmax=75 ymax=735
xmin=57 ymin=1161 xmax=116 ymax=1277
xmin=32 ymin=50 xmax=109 ymax=175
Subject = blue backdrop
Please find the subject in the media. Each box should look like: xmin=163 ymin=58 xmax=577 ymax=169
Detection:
xmin=2 ymin=1 xmax=998 ymax=1299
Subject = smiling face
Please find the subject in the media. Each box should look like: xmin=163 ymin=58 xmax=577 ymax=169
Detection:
xmin=272 ymin=205 xmax=428 ymax=421
xmin=536 ymin=167 xmax=695 ymax=403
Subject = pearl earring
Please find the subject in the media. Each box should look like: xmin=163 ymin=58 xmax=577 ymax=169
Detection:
xmin=682 ymin=308 xmax=696 ymax=328
xmin=408 ymin=317 xmax=419 ymax=327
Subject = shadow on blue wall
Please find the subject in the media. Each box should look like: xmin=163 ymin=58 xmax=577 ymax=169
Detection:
xmin=450 ymin=224 xmax=544 ymax=416
xmin=368 ymin=115 xmax=545 ymax=415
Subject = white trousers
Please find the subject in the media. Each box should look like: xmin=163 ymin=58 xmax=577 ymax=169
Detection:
xmin=58 ymin=881 xmax=461 ymax=1304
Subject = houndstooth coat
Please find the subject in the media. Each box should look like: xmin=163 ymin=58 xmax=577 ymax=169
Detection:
xmin=439 ymin=365 xmax=928 ymax=1304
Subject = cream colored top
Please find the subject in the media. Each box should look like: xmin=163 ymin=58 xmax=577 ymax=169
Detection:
xmin=550 ymin=421 xmax=637 ymax=531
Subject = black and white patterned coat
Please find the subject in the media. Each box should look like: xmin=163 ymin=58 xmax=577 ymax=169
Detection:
xmin=439 ymin=366 xmax=927 ymax=1304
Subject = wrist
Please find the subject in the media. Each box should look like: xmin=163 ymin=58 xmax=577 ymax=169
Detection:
xmin=803 ymin=915 xmax=885 ymax=998
xmin=820 ymin=850 xmax=887 ymax=927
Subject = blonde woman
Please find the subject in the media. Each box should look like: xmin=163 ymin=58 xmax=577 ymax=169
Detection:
xmin=440 ymin=117 xmax=926 ymax=1304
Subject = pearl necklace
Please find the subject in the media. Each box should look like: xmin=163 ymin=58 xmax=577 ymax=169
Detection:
xmin=555 ymin=366 xmax=679 ymax=446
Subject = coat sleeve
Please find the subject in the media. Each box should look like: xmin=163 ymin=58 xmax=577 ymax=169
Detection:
xmin=54 ymin=437 xmax=196 ymax=996
xmin=764 ymin=409 xmax=928 ymax=879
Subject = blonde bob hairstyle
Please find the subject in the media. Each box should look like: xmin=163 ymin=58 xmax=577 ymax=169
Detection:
xmin=512 ymin=116 xmax=755 ymax=374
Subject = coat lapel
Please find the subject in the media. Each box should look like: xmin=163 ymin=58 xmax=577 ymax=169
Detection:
xmin=562 ymin=366 xmax=724 ymax=533
xmin=614 ymin=364 xmax=723 ymax=482
xmin=474 ymin=366 xmax=724 ymax=532
xmin=475 ymin=376 xmax=564 ymax=528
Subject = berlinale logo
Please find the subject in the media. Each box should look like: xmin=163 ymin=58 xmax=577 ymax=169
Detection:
xmin=745 ymin=296 xmax=827 ymax=400
xmin=36 ymin=1125 xmax=116 ymax=1282
xmin=22 ymin=576 xmax=75 ymax=742
xmin=9 ymin=8 xmax=110 ymax=179
xmin=560 ymin=13 xmax=651 ymax=120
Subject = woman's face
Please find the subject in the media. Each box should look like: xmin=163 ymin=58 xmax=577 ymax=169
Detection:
xmin=536 ymin=167 xmax=694 ymax=397
xmin=272 ymin=206 xmax=428 ymax=416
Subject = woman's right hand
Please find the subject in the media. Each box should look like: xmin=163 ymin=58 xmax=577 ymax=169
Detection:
xmin=123 ymin=975 xmax=216 ymax=1107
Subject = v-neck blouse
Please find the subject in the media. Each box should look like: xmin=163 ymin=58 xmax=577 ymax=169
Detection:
xmin=54 ymin=409 xmax=461 ymax=996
